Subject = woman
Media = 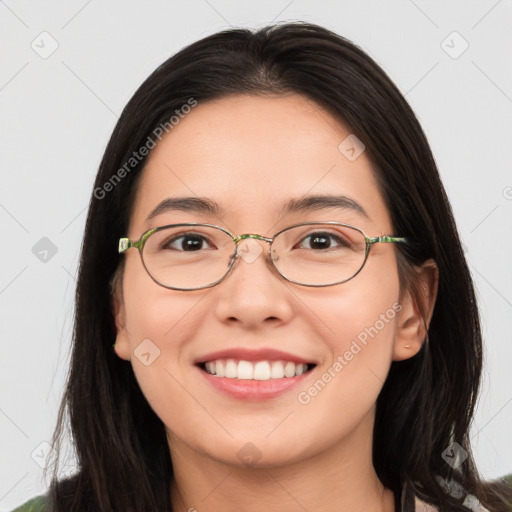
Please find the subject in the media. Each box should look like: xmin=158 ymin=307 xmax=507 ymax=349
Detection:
xmin=12 ymin=21 xmax=512 ymax=512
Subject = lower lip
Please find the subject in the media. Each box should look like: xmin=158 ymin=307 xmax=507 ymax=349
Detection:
xmin=196 ymin=365 xmax=314 ymax=401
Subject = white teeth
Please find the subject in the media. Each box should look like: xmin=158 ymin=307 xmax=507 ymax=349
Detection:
xmin=237 ymin=360 xmax=253 ymax=380
xmin=253 ymin=361 xmax=271 ymax=380
xmin=284 ymin=361 xmax=296 ymax=378
xmin=216 ymin=360 xmax=225 ymax=377
xmin=270 ymin=361 xmax=285 ymax=379
xmin=225 ymin=359 xmax=238 ymax=378
xmin=203 ymin=359 xmax=312 ymax=379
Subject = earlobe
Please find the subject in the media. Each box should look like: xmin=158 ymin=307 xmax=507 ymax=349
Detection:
xmin=393 ymin=259 xmax=439 ymax=362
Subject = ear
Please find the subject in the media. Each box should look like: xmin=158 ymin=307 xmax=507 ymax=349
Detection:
xmin=393 ymin=259 xmax=439 ymax=361
xmin=111 ymin=268 xmax=131 ymax=361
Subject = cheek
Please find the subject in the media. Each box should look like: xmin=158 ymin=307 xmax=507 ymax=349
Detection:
xmin=123 ymin=286 xmax=205 ymax=368
xmin=294 ymin=257 xmax=401 ymax=425
xmin=122 ymin=254 xmax=206 ymax=346
xmin=121 ymin=266 xmax=208 ymax=421
xmin=325 ymin=287 xmax=399 ymax=364
xmin=322 ymin=256 xmax=400 ymax=374
xmin=123 ymin=291 xmax=210 ymax=437
xmin=305 ymin=247 xmax=400 ymax=353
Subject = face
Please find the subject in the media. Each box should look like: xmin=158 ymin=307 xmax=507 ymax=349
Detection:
xmin=113 ymin=93 xmax=424 ymax=470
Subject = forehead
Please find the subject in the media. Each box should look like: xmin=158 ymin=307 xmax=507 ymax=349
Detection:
xmin=129 ymin=94 xmax=392 ymax=234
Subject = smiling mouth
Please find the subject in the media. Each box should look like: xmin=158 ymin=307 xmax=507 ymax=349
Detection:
xmin=197 ymin=359 xmax=317 ymax=380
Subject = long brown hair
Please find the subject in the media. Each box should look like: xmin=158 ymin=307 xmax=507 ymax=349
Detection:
xmin=45 ymin=21 xmax=512 ymax=511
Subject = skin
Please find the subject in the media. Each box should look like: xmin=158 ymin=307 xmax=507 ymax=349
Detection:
xmin=113 ymin=93 xmax=438 ymax=512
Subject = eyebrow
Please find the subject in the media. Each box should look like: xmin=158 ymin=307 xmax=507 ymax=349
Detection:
xmin=145 ymin=194 xmax=369 ymax=222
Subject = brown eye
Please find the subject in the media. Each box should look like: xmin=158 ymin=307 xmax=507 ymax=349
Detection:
xmin=162 ymin=233 xmax=214 ymax=251
xmin=296 ymin=231 xmax=351 ymax=251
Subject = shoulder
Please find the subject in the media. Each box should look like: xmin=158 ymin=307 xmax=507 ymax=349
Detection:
xmin=9 ymin=495 xmax=50 ymax=512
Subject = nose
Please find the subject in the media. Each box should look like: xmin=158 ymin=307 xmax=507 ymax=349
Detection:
xmin=213 ymin=237 xmax=294 ymax=327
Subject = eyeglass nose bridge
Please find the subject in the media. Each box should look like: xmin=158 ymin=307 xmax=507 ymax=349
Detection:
xmin=231 ymin=233 xmax=280 ymax=262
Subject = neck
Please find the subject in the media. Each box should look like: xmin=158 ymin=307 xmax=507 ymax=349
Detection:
xmin=168 ymin=409 xmax=396 ymax=512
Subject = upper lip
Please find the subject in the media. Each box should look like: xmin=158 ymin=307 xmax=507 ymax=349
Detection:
xmin=195 ymin=348 xmax=315 ymax=365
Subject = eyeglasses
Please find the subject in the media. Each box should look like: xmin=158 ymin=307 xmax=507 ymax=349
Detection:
xmin=118 ymin=222 xmax=407 ymax=291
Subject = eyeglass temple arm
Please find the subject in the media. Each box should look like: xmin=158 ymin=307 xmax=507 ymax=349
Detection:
xmin=367 ymin=235 xmax=407 ymax=245
xmin=119 ymin=227 xmax=158 ymax=253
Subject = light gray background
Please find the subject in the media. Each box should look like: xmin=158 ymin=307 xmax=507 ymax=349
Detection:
xmin=1 ymin=1 xmax=511 ymax=509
